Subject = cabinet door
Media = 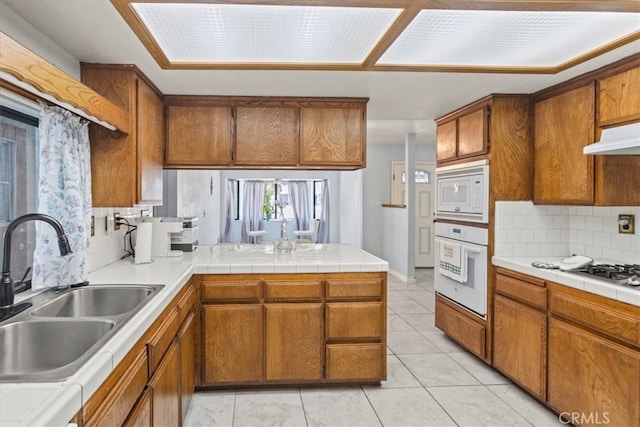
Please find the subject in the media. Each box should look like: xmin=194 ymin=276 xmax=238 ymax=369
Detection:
xmin=149 ymin=341 xmax=180 ymax=427
xmin=136 ymin=78 xmax=163 ymax=205
xmin=493 ymin=295 xmax=546 ymax=400
xmin=436 ymin=120 xmax=457 ymax=162
xmin=179 ymin=311 xmax=196 ymax=422
xmin=165 ymin=105 xmax=232 ymax=166
xmin=300 ymin=106 xmax=364 ymax=167
xmin=548 ymin=318 xmax=640 ymax=427
xmin=265 ymin=303 xmax=323 ymax=381
xmin=598 ymin=67 xmax=640 ymax=127
xmin=235 ymin=106 xmax=298 ymax=166
xmin=457 ymin=108 xmax=488 ymax=158
xmin=123 ymin=388 xmax=151 ymax=427
xmin=202 ymin=304 xmax=263 ymax=384
xmin=534 ymin=83 xmax=595 ymax=204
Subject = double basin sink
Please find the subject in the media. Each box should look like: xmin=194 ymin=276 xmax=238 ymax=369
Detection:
xmin=0 ymin=284 xmax=163 ymax=382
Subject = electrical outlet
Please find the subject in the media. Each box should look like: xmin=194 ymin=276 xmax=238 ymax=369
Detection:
xmin=114 ymin=212 xmax=121 ymax=231
xmin=140 ymin=209 xmax=150 ymax=218
xmin=90 ymin=215 xmax=95 ymax=237
xmin=618 ymin=214 xmax=635 ymax=234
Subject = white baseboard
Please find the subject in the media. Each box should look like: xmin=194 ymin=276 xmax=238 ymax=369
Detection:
xmin=388 ymin=268 xmax=417 ymax=284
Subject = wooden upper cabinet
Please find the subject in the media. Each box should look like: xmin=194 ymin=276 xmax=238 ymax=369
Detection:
xmin=457 ymin=108 xmax=488 ymax=158
xmin=436 ymin=120 xmax=457 ymax=162
xmin=165 ymin=104 xmax=232 ymax=166
xmin=299 ymin=105 xmax=365 ymax=167
xmin=534 ymin=83 xmax=595 ymax=204
xmin=234 ymin=106 xmax=298 ymax=166
xmin=81 ymin=64 xmax=164 ymax=207
xmin=598 ymin=66 xmax=640 ymax=127
xmin=435 ymin=104 xmax=489 ymax=164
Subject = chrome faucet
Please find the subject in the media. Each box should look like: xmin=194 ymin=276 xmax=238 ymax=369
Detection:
xmin=1 ymin=213 xmax=73 ymax=320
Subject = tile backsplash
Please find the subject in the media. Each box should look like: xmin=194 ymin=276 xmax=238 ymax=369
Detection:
xmin=89 ymin=207 xmax=150 ymax=272
xmin=495 ymin=201 xmax=640 ymax=264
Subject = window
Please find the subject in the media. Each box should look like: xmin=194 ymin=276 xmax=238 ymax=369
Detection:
xmin=263 ymin=180 xmax=294 ymax=219
xmin=401 ymin=169 xmax=430 ymax=183
xmin=0 ymin=104 xmax=39 ymax=283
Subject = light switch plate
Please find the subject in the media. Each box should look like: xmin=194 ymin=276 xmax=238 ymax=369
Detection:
xmin=618 ymin=214 xmax=635 ymax=234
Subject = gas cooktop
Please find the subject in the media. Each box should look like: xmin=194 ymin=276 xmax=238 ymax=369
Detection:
xmin=572 ymin=264 xmax=640 ymax=287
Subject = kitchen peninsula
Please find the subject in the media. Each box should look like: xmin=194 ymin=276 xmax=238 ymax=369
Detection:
xmin=0 ymin=244 xmax=388 ymax=427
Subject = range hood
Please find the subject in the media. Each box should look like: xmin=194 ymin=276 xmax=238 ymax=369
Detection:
xmin=584 ymin=122 xmax=640 ymax=155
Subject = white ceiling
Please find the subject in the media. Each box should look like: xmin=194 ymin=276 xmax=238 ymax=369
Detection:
xmin=2 ymin=0 xmax=639 ymax=146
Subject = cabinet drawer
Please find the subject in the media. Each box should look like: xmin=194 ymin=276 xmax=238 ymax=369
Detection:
xmin=326 ymin=302 xmax=383 ymax=340
xmin=148 ymin=307 xmax=180 ymax=374
xmin=177 ymin=283 xmax=196 ymax=324
xmin=435 ymin=297 xmax=486 ymax=358
xmin=549 ymin=288 xmax=640 ymax=348
xmin=326 ymin=279 xmax=382 ymax=300
xmin=84 ymin=348 xmax=148 ymax=427
xmin=202 ymin=280 xmax=262 ymax=302
xmin=326 ymin=343 xmax=385 ymax=381
xmin=264 ymin=280 xmax=322 ymax=301
xmin=496 ymin=272 xmax=546 ymax=310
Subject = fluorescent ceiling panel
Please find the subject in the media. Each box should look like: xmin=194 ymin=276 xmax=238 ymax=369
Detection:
xmin=132 ymin=3 xmax=401 ymax=63
xmin=378 ymin=10 xmax=640 ymax=67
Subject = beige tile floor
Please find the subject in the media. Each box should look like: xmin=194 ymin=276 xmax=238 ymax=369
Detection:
xmin=184 ymin=269 xmax=562 ymax=427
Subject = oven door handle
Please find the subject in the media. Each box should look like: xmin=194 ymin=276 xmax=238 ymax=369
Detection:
xmin=435 ymin=239 xmax=482 ymax=255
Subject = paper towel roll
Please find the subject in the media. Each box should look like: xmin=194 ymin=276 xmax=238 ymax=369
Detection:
xmin=135 ymin=222 xmax=153 ymax=264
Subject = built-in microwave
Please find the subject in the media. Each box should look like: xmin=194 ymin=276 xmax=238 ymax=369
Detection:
xmin=435 ymin=160 xmax=489 ymax=223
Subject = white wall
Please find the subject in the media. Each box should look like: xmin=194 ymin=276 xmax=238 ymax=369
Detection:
xmin=382 ymin=207 xmax=409 ymax=279
xmin=339 ymin=170 xmax=363 ymax=247
xmin=495 ymin=201 xmax=640 ymax=264
xmin=362 ymin=143 xmax=436 ymax=258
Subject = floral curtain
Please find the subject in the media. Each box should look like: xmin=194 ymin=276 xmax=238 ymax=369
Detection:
xmin=32 ymin=104 xmax=91 ymax=289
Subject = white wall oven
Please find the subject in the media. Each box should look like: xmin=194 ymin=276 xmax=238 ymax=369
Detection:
xmin=434 ymin=222 xmax=488 ymax=319
xmin=435 ymin=160 xmax=489 ymax=224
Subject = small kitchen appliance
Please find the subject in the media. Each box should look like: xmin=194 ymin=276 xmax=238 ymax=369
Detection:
xmin=145 ymin=217 xmax=183 ymax=257
xmin=167 ymin=217 xmax=199 ymax=252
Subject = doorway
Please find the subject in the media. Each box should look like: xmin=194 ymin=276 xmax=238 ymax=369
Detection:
xmin=391 ymin=162 xmax=436 ymax=268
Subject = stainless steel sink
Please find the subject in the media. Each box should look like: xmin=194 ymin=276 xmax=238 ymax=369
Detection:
xmin=0 ymin=319 xmax=114 ymax=380
xmin=31 ymin=286 xmax=154 ymax=317
xmin=0 ymin=284 xmax=163 ymax=381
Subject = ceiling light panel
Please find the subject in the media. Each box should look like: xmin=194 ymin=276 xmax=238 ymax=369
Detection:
xmin=378 ymin=10 xmax=640 ymax=67
xmin=132 ymin=3 xmax=401 ymax=63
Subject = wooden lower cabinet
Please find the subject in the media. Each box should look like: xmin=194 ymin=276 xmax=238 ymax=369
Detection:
xmin=326 ymin=343 xmax=384 ymax=381
xmin=548 ymin=318 xmax=640 ymax=427
xmin=149 ymin=341 xmax=180 ymax=427
xmin=435 ymin=296 xmax=486 ymax=359
xmin=265 ymin=303 xmax=323 ymax=381
xmin=199 ymin=272 xmax=387 ymax=387
xmin=493 ymin=294 xmax=546 ymax=400
xmin=203 ymin=304 xmax=264 ymax=384
xmin=179 ymin=311 xmax=196 ymax=420
xmin=123 ymin=388 xmax=152 ymax=427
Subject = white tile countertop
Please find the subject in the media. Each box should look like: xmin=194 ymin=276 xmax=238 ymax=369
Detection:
xmin=1 ymin=244 xmax=388 ymax=427
xmin=492 ymin=256 xmax=640 ymax=307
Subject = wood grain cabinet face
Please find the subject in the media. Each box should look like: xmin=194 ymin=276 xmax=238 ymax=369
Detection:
xmin=326 ymin=343 xmax=385 ymax=381
xmin=165 ymin=105 xmax=232 ymax=166
xmin=202 ymin=304 xmax=264 ymax=384
xmin=81 ymin=65 xmax=163 ymax=207
xmin=265 ymin=303 xmax=324 ymax=381
xmin=179 ymin=311 xmax=196 ymax=421
xmin=234 ymin=106 xmax=298 ymax=166
xmin=149 ymin=341 xmax=180 ymax=427
xmin=534 ymin=83 xmax=595 ymax=204
xmin=436 ymin=120 xmax=457 ymax=162
xmin=598 ymin=66 xmax=640 ymax=127
xmin=548 ymin=318 xmax=640 ymax=427
xmin=493 ymin=294 xmax=546 ymax=400
xmin=300 ymin=106 xmax=365 ymax=167
xmin=457 ymin=108 xmax=488 ymax=158
xmin=122 ymin=388 xmax=151 ymax=427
